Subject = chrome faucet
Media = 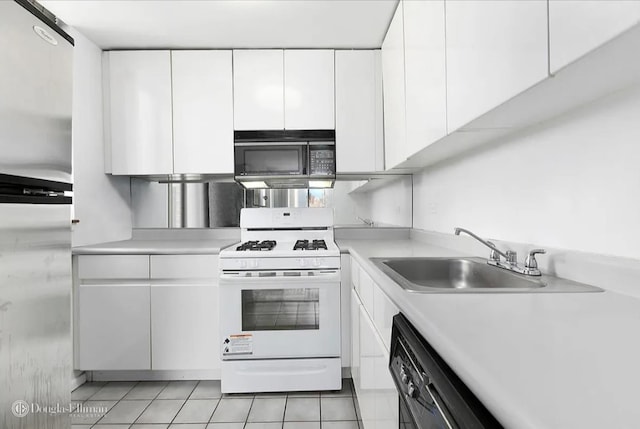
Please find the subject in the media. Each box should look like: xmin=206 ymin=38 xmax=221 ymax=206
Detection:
xmin=454 ymin=227 xmax=545 ymax=276
xmin=357 ymin=216 xmax=374 ymax=227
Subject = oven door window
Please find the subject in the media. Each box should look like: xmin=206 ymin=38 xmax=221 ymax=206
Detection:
xmin=242 ymin=288 xmax=319 ymax=331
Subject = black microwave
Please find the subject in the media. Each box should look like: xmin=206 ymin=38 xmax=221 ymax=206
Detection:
xmin=234 ymin=130 xmax=336 ymax=189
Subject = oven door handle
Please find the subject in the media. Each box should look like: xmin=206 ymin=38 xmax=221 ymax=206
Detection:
xmin=220 ymin=271 xmax=340 ymax=282
xmin=426 ymin=382 xmax=458 ymax=429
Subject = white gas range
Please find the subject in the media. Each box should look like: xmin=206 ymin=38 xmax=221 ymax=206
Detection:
xmin=218 ymin=207 xmax=342 ymax=393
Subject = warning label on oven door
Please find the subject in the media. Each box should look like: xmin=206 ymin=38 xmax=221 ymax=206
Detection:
xmin=223 ymin=334 xmax=253 ymax=356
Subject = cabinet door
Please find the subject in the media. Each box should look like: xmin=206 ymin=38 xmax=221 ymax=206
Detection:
xmin=78 ymin=283 xmax=150 ymax=370
xmin=151 ymin=284 xmax=219 ymax=370
xmin=382 ymin=2 xmax=407 ymax=169
xmin=549 ymin=0 xmax=640 ymax=73
xmin=445 ymin=0 xmax=548 ymax=131
xmin=284 ymin=50 xmax=335 ymax=130
xmin=359 ymin=303 xmax=378 ymax=429
xmin=373 ymin=284 xmax=399 ymax=351
xmin=172 ymin=51 xmax=233 ymax=174
xmin=373 ymin=331 xmax=398 ymax=429
xmin=233 ymin=50 xmax=284 ymax=130
xmin=335 ymin=50 xmax=384 ymax=172
xmin=351 ymin=289 xmax=361 ymax=399
xmin=403 ymin=0 xmax=447 ymax=156
xmin=106 ymin=51 xmax=173 ymax=175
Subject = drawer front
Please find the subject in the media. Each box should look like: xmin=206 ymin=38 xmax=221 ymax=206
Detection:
xmin=359 ymin=267 xmax=375 ymax=318
xmin=351 ymin=256 xmax=360 ymax=293
xmin=373 ymin=285 xmax=399 ymax=351
xmin=77 ymin=255 xmax=149 ymax=279
xmin=150 ymin=255 xmax=219 ymax=279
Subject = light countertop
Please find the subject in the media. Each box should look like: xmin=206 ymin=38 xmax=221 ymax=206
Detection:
xmin=72 ymin=239 xmax=239 ymax=255
xmin=338 ymin=238 xmax=640 ymax=429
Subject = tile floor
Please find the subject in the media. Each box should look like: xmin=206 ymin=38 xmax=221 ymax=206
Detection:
xmin=71 ymin=379 xmax=363 ymax=429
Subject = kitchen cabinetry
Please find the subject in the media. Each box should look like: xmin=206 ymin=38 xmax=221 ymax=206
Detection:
xmin=445 ymin=0 xmax=548 ymax=132
xmin=233 ymin=50 xmax=285 ymax=130
xmin=350 ymin=256 xmax=399 ymax=429
xmin=403 ymin=0 xmax=447 ymax=155
xmin=284 ymin=50 xmax=334 ymax=130
xmin=382 ymin=2 xmax=407 ymax=169
xmin=75 ymin=254 xmax=220 ymax=372
xmin=335 ymin=50 xmax=384 ymax=172
xmin=172 ymin=51 xmax=234 ymax=174
xmin=79 ymin=283 xmax=151 ymax=370
xmin=104 ymin=50 xmax=234 ymax=175
xmin=549 ymin=0 xmax=640 ymax=73
xmin=233 ymin=49 xmax=335 ymax=131
xmin=104 ymin=50 xmax=173 ymax=175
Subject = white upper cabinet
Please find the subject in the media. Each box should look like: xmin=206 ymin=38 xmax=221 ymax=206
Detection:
xmin=403 ymin=0 xmax=447 ymax=156
xmin=172 ymin=51 xmax=233 ymax=174
xmin=105 ymin=51 xmax=173 ymax=175
xmin=549 ymin=0 xmax=640 ymax=73
xmin=284 ymin=50 xmax=335 ymax=130
xmin=335 ymin=50 xmax=384 ymax=173
xmin=233 ymin=50 xmax=285 ymax=130
xmin=445 ymin=0 xmax=549 ymax=132
xmin=382 ymin=2 xmax=407 ymax=169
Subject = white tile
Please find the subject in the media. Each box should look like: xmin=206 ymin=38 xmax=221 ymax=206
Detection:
xmin=287 ymin=391 xmax=320 ymax=398
xmin=205 ymin=424 xmax=244 ymax=429
xmin=284 ymin=422 xmax=320 ymax=429
xmin=284 ymin=397 xmax=320 ymax=422
xmin=190 ymin=380 xmax=223 ymax=399
xmin=247 ymin=397 xmax=286 ymax=422
xmin=92 ymin=425 xmax=131 ymax=429
xmin=91 ymin=381 xmax=137 ymax=401
xmin=125 ymin=381 xmax=168 ymax=400
xmin=71 ymin=382 xmax=107 ymax=401
xmin=210 ymin=398 xmax=253 ymax=423
xmin=244 ymin=424 xmax=282 ymax=429
xmin=173 ymin=399 xmax=219 ymax=423
xmin=130 ymin=425 xmax=169 ymax=429
xmin=320 ymin=397 xmax=357 ymax=421
xmin=99 ymin=400 xmax=151 ymax=424
xmin=322 ymin=421 xmax=359 ymax=429
xmin=136 ymin=399 xmax=185 ymax=424
xmin=157 ymin=381 xmax=198 ymax=400
xmin=169 ymin=425 xmax=207 ymax=429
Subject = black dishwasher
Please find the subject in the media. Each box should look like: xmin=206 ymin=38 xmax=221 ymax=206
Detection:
xmin=389 ymin=313 xmax=503 ymax=429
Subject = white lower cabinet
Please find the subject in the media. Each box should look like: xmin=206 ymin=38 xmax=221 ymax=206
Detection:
xmin=79 ymin=283 xmax=151 ymax=370
xmin=150 ymin=283 xmax=219 ymax=370
xmin=352 ymin=264 xmax=399 ymax=429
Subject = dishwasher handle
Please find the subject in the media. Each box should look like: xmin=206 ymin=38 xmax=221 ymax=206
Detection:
xmin=426 ymin=382 xmax=458 ymax=429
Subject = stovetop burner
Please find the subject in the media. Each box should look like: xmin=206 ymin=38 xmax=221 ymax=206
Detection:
xmin=236 ymin=240 xmax=277 ymax=251
xmin=293 ymin=239 xmax=328 ymax=251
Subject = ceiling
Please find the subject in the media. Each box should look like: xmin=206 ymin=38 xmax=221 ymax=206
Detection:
xmin=41 ymin=0 xmax=398 ymax=50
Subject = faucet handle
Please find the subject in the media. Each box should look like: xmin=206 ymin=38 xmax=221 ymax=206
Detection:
xmin=487 ymin=241 xmax=501 ymax=261
xmin=525 ymin=249 xmax=546 ymax=269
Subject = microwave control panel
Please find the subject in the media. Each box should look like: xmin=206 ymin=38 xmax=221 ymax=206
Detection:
xmin=309 ymin=147 xmax=336 ymax=176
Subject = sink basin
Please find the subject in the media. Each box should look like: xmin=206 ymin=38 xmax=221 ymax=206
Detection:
xmin=370 ymin=257 xmax=603 ymax=293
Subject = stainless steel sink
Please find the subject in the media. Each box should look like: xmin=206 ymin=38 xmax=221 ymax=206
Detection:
xmin=370 ymin=257 xmax=603 ymax=293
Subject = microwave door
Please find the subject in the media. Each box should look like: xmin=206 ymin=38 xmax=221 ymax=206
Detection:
xmin=235 ymin=143 xmax=307 ymax=177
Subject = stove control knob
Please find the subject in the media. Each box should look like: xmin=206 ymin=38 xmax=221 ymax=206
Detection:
xmin=313 ymin=258 xmax=321 ymax=267
xmin=401 ymin=372 xmax=409 ymax=384
xmin=239 ymin=260 xmax=247 ymax=269
xmin=298 ymin=259 xmax=307 ymax=268
xmin=407 ymin=381 xmax=418 ymax=398
xmin=251 ymin=259 xmax=259 ymax=268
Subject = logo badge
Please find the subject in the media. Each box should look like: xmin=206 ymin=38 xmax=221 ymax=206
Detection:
xmin=11 ymin=400 xmax=29 ymax=418
xmin=33 ymin=26 xmax=58 ymax=46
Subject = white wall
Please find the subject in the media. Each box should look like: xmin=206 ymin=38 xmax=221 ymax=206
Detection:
xmin=70 ymin=29 xmax=132 ymax=246
xmin=365 ymin=176 xmax=413 ymax=227
xmin=410 ymin=84 xmax=640 ymax=260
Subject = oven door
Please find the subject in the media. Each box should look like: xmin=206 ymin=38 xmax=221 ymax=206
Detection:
xmin=219 ymin=269 xmax=341 ymax=360
xmin=234 ymin=143 xmax=307 ymax=177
